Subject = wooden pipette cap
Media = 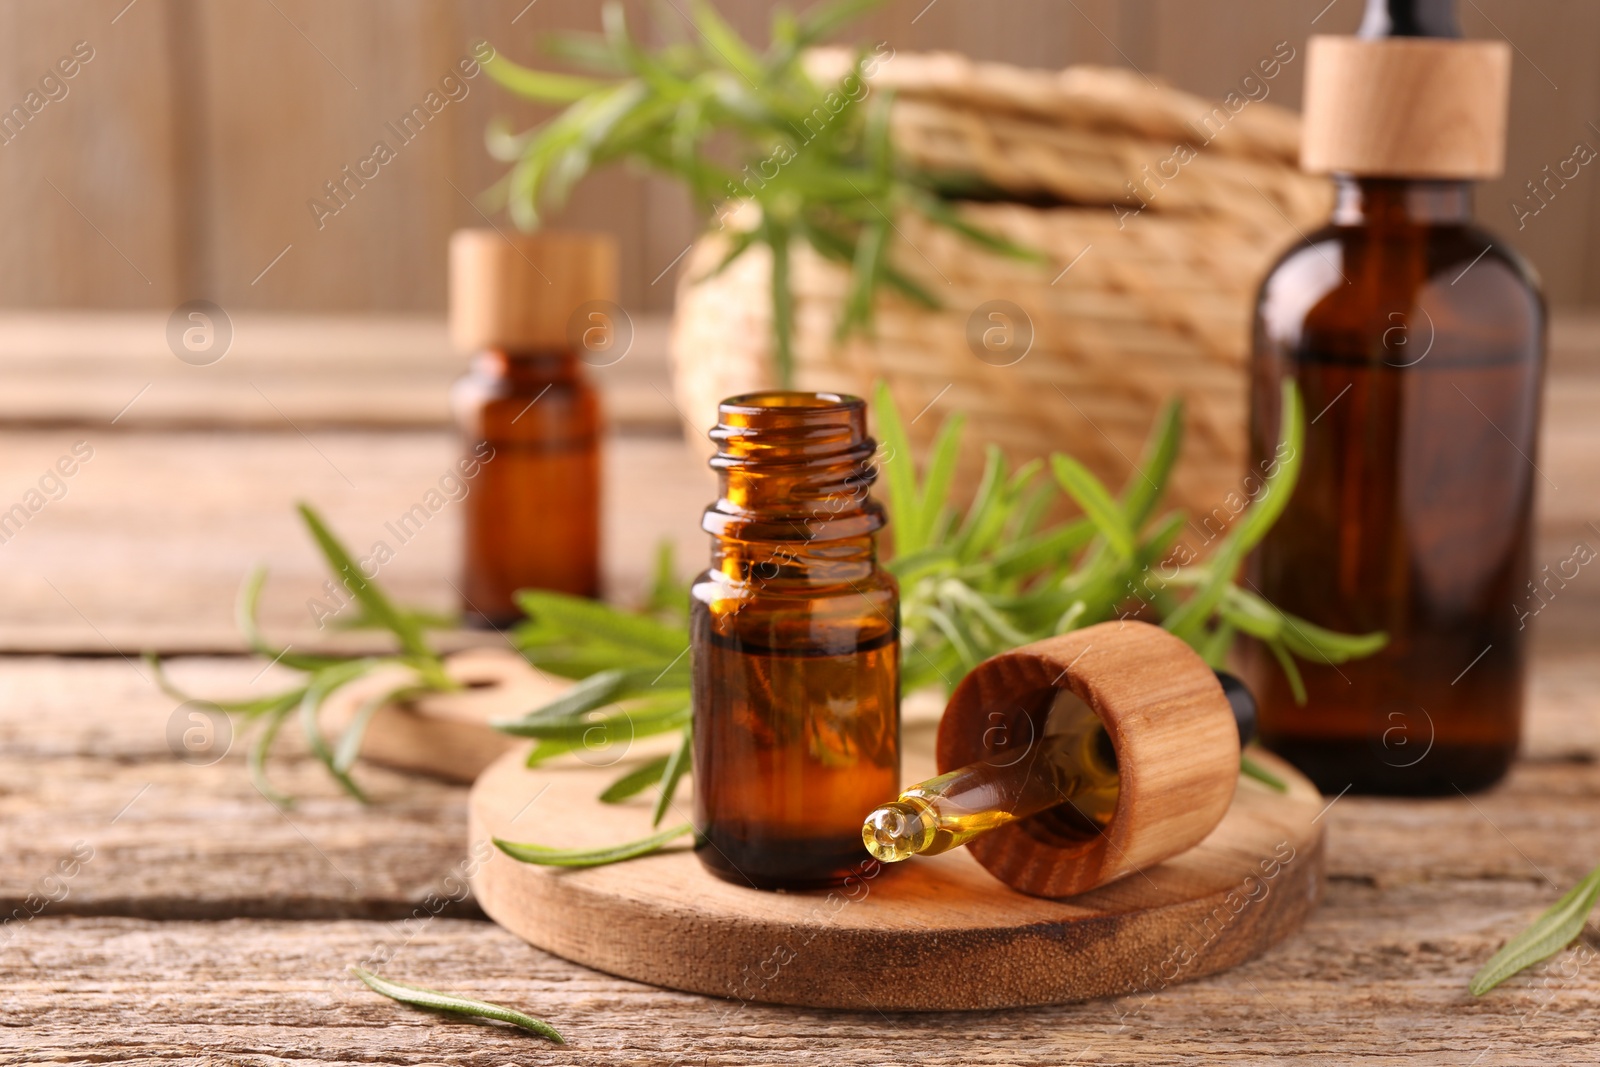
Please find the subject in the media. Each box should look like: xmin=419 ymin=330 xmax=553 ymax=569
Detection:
xmin=449 ymin=229 xmax=618 ymax=352
xmin=935 ymin=620 xmax=1239 ymax=898
xmin=1300 ymin=33 xmax=1510 ymax=179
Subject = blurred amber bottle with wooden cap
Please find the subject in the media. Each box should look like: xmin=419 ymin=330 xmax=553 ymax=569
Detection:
xmin=449 ymin=229 xmax=618 ymax=627
xmin=1245 ymin=0 xmax=1545 ymax=793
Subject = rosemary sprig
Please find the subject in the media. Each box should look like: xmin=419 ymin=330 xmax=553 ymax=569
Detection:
xmin=149 ymin=503 xmax=459 ymax=805
xmin=480 ymin=0 xmax=1046 ymax=385
xmin=876 ymin=380 xmax=1386 ymax=695
xmin=493 ymin=822 xmax=695 ymax=867
xmin=350 ymin=966 xmax=564 ymax=1043
xmin=1471 ymin=863 xmax=1600 ymax=995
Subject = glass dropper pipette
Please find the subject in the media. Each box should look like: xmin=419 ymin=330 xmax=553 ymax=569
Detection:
xmin=862 ymin=672 xmax=1257 ymax=863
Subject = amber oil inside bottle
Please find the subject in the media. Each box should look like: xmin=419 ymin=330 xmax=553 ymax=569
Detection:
xmin=691 ymin=392 xmax=899 ymax=889
xmin=1246 ymin=176 xmax=1544 ymax=794
xmin=451 ymin=345 xmax=600 ymax=628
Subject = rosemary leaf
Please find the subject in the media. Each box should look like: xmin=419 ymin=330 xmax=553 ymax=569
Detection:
xmin=916 ymin=410 xmax=967 ymax=551
xmin=1265 ymin=638 xmax=1308 ymax=705
xmin=652 ymin=729 xmax=693 ymax=827
xmin=522 ymin=702 xmax=692 ymax=767
xmin=248 ymin=706 xmax=294 ymax=808
xmin=766 ymin=217 xmax=796 ymax=387
xmin=872 ymin=380 xmax=921 ymax=556
xmin=1163 ymin=381 xmax=1302 ymax=642
xmin=599 ymin=754 xmax=672 ymax=803
xmin=495 ymin=681 xmax=690 ymax=738
xmin=349 ymin=966 xmax=564 ymax=1043
xmin=1239 ymin=753 xmax=1289 ymax=793
xmin=1050 ymin=455 xmax=1137 ymax=561
xmin=491 ymin=668 xmax=636 ymax=732
xmin=1471 ymin=865 xmax=1600 ymax=995
xmin=334 ymin=682 xmax=423 ymax=774
xmin=298 ymin=661 xmax=380 ymax=803
xmin=297 ymin=503 xmax=448 ymax=689
xmin=514 ymin=588 xmax=687 ymax=657
xmin=1119 ymin=398 xmax=1184 ymax=530
xmin=481 ymin=52 xmax=608 ymax=103
xmin=235 ymin=566 xmax=347 ymax=673
xmin=495 ymin=822 xmax=695 ymax=867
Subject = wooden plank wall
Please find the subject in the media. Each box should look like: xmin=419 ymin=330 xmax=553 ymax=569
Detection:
xmin=0 ymin=0 xmax=1596 ymax=314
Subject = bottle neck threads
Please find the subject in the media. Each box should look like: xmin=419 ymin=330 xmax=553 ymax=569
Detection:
xmin=702 ymin=392 xmax=886 ymax=562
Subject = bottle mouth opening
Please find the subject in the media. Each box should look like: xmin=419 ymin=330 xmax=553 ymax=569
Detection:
xmin=718 ymin=391 xmax=863 ymax=415
xmin=708 ymin=391 xmax=875 ymax=475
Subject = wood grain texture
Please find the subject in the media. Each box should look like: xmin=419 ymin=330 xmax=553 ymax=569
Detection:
xmin=3 ymin=652 xmax=1600 ymax=1060
xmin=0 ymin=422 xmax=711 ymax=655
xmin=5 ymin=0 xmax=1600 ymax=310
xmin=0 ymin=655 xmax=483 ymax=921
xmin=5 ymin=879 xmax=1600 ymax=1064
xmin=5 ymin=382 xmax=1597 ymax=657
xmin=0 ymin=0 xmax=186 ymax=307
xmin=0 ymin=310 xmax=677 ymax=430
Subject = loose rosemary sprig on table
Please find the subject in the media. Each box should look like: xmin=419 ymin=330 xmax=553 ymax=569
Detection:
xmin=1471 ymin=862 xmax=1600 ymax=995
xmin=490 ymin=381 xmax=1386 ymax=865
xmin=350 ymin=967 xmax=564 ymax=1043
xmin=480 ymin=0 xmax=1045 ymax=385
xmin=148 ymin=503 xmax=460 ymax=807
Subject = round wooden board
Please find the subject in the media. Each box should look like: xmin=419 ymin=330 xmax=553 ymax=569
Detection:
xmin=469 ymin=722 xmax=1326 ymax=1012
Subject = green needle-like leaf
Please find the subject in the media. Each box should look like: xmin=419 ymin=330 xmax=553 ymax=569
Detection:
xmin=599 ymin=754 xmax=672 ymax=803
xmin=1240 ymin=753 xmax=1289 ymax=793
xmin=515 ymin=589 xmax=688 ymax=657
xmin=297 ymin=504 xmax=448 ymax=688
xmin=1163 ymin=381 xmax=1303 ymax=642
xmin=1472 ymin=865 xmax=1600 ymax=995
xmin=873 ymin=380 xmax=920 ymax=553
xmin=652 ymin=729 xmax=693 ymax=827
xmin=248 ymin=706 xmax=294 ymax=808
xmin=495 ymin=822 xmax=695 ymax=867
xmin=1051 ymin=455 xmax=1136 ymax=560
xmin=1121 ymin=398 xmax=1184 ymax=530
xmin=350 ymin=967 xmax=564 ymax=1043
xmin=482 ymin=52 xmax=609 ymax=102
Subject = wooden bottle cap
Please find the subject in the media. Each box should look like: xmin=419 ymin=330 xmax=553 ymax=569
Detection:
xmin=1300 ymin=35 xmax=1510 ymax=179
xmin=935 ymin=620 xmax=1239 ymax=898
xmin=449 ymin=229 xmax=618 ymax=352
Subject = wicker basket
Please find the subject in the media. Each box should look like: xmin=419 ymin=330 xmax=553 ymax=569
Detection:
xmin=669 ymin=50 xmax=1332 ymax=518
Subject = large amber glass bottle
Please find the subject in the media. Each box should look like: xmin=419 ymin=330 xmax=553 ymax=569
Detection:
xmin=691 ymin=392 xmax=899 ymax=889
xmin=448 ymin=230 xmax=614 ymax=627
xmin=1245 ymin=3 xmax=1544 ymax=794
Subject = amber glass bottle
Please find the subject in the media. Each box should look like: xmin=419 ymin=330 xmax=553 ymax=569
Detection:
xmin=1245 ymin=3 xmax=1543 ymax=794
xmin=448 ymin=230 xmax=616 ymax=627
xmin=691 ymin=392 xmax=899 ymax=889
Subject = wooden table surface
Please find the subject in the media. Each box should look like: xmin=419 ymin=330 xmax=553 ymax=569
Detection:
xmin=5 ymin=313 xmax=1600 ymax=1065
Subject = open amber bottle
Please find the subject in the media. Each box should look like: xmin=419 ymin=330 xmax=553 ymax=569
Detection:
xmin=449 ymin=230 xmax=614 ymax=627
xmin=691 ymin=392 xmax=899 ymax=889
xmin=1244 ymin=0 xmax=1544 ymax=794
